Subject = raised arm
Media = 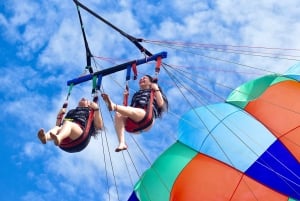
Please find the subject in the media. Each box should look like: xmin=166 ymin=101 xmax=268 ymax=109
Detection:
xmin=56 ymin=108 xmax=66 ymax=126
xmin=151 ymin=83 xmax=164 ymax=108
xmin=89 ymin=101 xmax=103 ymax=130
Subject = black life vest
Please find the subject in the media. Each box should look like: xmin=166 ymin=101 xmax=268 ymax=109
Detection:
xmin=125 ymin=89 xmax=156 ymax=132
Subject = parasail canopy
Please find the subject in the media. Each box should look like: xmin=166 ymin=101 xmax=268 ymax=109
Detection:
xmin=128 ymin=62 xmax=300 ymax=201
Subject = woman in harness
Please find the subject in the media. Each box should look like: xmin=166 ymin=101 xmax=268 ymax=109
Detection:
xmin=37 ymin=97 xmax=103 ymax=152
xmin=101 ymin=75 xmax=168 ymax=152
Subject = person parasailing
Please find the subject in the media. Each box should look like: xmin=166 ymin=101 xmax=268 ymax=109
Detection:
xmin=36 ymin=1 xmax=105 ymax=153
xmin=101 ymin=74 xmax=168 ymax=152
xmin=38 ymin=98 xmax=103 ymax=152
xmin=50 ymin=0 xmax=168 ymax=153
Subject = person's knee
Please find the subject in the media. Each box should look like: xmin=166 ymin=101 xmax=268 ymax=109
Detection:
xmin=115 ymin=112 xmax=123 ymax=120
xmin=115 ymin=112 xmax=126 ymax=125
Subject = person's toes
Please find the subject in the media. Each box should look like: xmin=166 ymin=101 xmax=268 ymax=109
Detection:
xmin=101 ymin=94 xmax=114 ymax=111
xmin=50 ymin=133 xmax=60 ymax=146
xmin=115 ymin=145 xmax=128 ymax=152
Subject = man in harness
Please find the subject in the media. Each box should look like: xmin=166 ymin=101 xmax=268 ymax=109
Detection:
xmin=101 ymin=75 xmax=168 ymax=152
xmin=37 ymin=97 xmax=103 ymax=152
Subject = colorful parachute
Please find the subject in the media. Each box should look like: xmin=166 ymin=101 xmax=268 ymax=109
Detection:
xmin=128 ymin=63 xmax=300 ymax=201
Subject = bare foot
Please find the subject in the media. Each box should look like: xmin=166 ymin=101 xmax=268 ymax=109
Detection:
xmin=101 ymin=93 xmax=115 ymax=111
xmin=50 ymin=132 xmax=60 ymax=146
xmin=115 ymin=144 xmax=128 ymax=152
xmin=38 ymin=129 xmax=46 ymax=144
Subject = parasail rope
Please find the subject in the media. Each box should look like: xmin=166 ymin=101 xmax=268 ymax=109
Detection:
xmin=74 ymin=2 xmax=93 ymax=74
xmin=230 ymin=175 xmax=259 ymax=201
xmin=143 ymin=39 xmax=300 ymax=61
xmin=98 ymin=130 xmax=112 ymax=201
xmin=73 ymin=0 xmax=153 ymax=57
xmin=143 ymin=39 xmax=300 ymax=52
xmin=100 ymin=92 xmax=121 ymax=201
xmin=121 ymin=151 xmax=136 ymax=188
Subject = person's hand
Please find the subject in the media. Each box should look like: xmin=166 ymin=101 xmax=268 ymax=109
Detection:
xmin=89 ymin=101 xmax=99 ymax=110
xmin=59 ymin=108 xmax=66 ymax=115
xmin=151 ymin=83 xmax=159 ymax=91
xmin=123 ymin=90 xmax=129 ymax=95
xmin=57 ymin=108 xmax=66 ymax=119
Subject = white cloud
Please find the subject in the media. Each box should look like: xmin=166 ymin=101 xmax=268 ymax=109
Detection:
xmin=0 ymin=13 xmax=8 ymax=28
xmin=39 ymin=18 xmax=84 ymax=70
xmin=23 ymin=142 xmax=45 ymax=159
xmin=2 ymin=0 xmax=300 ymax=200
xmin=9 ymin=1 xmax=39 ymax=26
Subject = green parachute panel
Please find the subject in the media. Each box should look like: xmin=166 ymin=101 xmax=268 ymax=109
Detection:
xmin=226 ymin=74 xmax=292 ymax=109
xmin=133 ymin=142 xmax=197 ymax=201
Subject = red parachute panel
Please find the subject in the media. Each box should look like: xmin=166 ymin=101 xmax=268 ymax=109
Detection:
xmin=170 ymin=154 xmax=287 ymax=201
xmin=245 ymin=80 xmax=300 ymax=162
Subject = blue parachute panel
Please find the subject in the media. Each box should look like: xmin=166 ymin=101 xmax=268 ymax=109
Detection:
xmin=178 ymin=103 xmax=277 ymax=172
xmin=245 ymin=140 xmax=300 ymax=200
xmin=128 ymin=191 xmax=139 ymax=201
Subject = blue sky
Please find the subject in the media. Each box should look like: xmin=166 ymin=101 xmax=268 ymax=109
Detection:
xmin=1 ymin=0 xmax=300 ymax=201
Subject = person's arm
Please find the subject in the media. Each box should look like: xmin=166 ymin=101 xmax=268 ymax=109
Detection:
xmin=56 ymin=108 xmax=66 ymax=126
xmin=151 ymin=83 xmax=164 ymax=108
xmin=89 ymin=101 xmax=103 ymax=130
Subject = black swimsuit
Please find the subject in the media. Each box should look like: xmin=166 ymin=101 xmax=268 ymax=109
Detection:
xmin=130 ymin=89 xmax=159 ymax=118
xmin=125 ymin=89 xmax=158 ymax=132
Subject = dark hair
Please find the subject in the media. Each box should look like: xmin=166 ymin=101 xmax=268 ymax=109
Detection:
xmin=145 ymin=74 xmax=158 ymax=83
xmin=146 ymin=75 xmax=168 ymax=117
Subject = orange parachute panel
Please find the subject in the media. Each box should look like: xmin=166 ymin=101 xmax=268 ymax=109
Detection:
xmin=170 ymin=154 xmax=287 ymax=201
xmin=245 ymin=80 xmax=300 ymax=162
xmin=231 ymin=175 xmax=287 ymax=201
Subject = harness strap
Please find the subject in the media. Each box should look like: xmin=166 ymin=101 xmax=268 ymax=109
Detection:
xmin=59 ymin=106 xmax=95 ymax=149
xmin=123 ymin=62 xmax=137 ymax=106
xmin=154 ymin=56 xmax=162 ymax=80
xmin=83 ymin=95 xmax=98 ymax=135
xmin=83 ymin=109 xmax=94 ymax=135
xmin=57 ymin=84 xmax=74 ymax=126
xmin=59 ymin=117 xmax=91 ymax=153
xmin=79 ymin=93 xmax=98 ymax=137
xmin=123 ymin=85 xmax=129 ymax=106
xmin=132 ymin=62 xmax=137 ymax=80
xmin=155 ymin=56 xmax=162 ymax=74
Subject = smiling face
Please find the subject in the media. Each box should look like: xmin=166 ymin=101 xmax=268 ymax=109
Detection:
xmin=139 ymin=76 xmax=152 ymax=89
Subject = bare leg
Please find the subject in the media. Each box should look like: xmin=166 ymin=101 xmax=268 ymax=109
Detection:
xmin=102 ymin=93 xmax=146 ymax=121
xmin=115 ymin=105 xmax=146 ymax=122
xmin=38 ymin=127 xmax=60 ymax=144
xmin=102 ymin=93 xmax=147 ymax=152
xmin=114 ymin=112 xmax=128 ymax=151
xmin=51 ymin=121 xmax=83 ymax=146
xmin=45 ymin=126 xmax=61 ymax=136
